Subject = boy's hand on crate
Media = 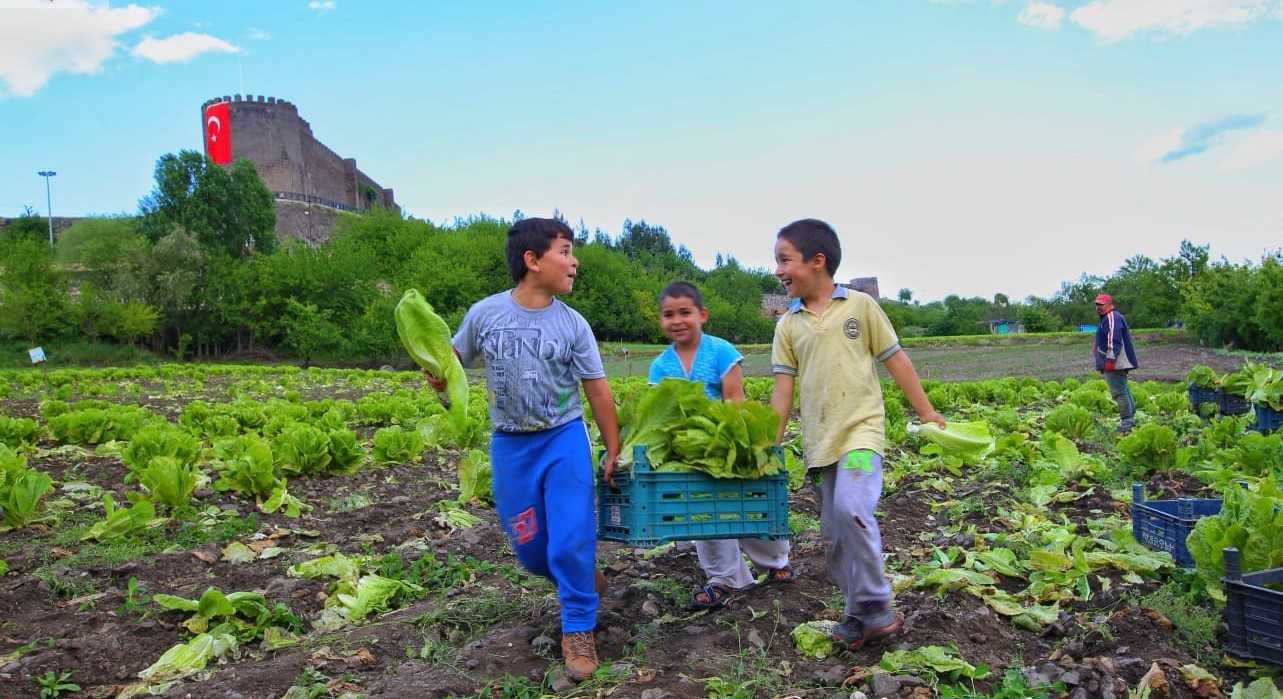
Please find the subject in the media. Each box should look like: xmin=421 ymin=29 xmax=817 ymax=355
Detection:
xmin=601 ymin=451 xmax=619 ymax=488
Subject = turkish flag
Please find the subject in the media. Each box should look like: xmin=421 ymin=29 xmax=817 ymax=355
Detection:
xmin=204 ymin=101 xmax=231 ymax=164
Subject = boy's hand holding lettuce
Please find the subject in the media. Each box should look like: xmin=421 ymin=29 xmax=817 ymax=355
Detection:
xmin=394 ymin=289 xmax=469 ymax=430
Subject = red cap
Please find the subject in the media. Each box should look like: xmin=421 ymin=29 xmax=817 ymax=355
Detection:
xmin=1094 ymin=293 xmax=1112 ymax=305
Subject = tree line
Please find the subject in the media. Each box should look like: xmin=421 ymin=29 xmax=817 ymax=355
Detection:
xmin=1 ymin=151 xmax=1280 ymax=363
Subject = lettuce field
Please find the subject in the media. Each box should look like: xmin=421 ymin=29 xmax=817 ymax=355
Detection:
xmin=1 ymin=344 xmax=1282 ymax=699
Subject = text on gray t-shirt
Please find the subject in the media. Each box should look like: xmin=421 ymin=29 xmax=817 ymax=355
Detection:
xmin=453 ymin=291 xmax=606 ymax=433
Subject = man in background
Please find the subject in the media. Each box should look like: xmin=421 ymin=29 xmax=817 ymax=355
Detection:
xmin=1094 ymin=293 xmax=1138 ymax=434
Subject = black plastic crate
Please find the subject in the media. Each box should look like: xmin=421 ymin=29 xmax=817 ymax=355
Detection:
xmin=1223 ymin=547 xmax=1283 ymax=666
xmin=1131 ymin=483 xmax=1222 ymax=568
xmin=1251 ymin=405 xmax=1283 ymax=434
xmin=598 ymin=445 xmax=789 ymax=548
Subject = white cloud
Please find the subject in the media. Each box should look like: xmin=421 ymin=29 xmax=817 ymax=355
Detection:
xmin=309 ymin=1 xmax=335 ymax=10
xmin=1132 ymin=128 xmax=1185 ymax=164
xmin=1221 ymin=128 xmax=1283 ymax=170
xmin=1071 ymin=0 xmax=1283 ymax=40
xmin=1134 ymin=114 xmax=1267 ymax=164
xmin=0 ymin=0 xmax=156 ymax=97
xmin=132 ymin=32 xmax=238 ymax=63
xmin=1019 ymin=2 xmax=1066 ymax=29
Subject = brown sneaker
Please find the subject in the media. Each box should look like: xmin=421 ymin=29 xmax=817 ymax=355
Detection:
xmin=561 ymin=630 xmax=599 ymax=682
xmin=595 ymin=568 xmax=608 ymax=596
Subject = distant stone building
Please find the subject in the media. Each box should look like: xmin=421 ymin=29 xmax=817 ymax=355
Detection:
xmin=846 ymin=277 xmax=880 ymax=299
xmin=759 ymin=276 xmax=882 ymax=318
xmin=761 ymin=293 xmax=790 ymax=318
xmin=200 ymin=95 xmax=394 ymax=243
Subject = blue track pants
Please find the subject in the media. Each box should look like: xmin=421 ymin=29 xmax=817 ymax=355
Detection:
xmin=491 ymin=420 xmax=598 ymax=633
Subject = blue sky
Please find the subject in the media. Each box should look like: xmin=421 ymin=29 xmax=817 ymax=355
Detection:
xmin=2 ymin=0 xmax=1281 ymax=303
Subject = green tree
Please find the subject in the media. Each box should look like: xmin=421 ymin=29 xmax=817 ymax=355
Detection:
xmin=1 ymin=208 xmax=50 ymax=250
xmin=1103 ymin=255 xmax=1179 ymax=328
xmin=563 ymin=244 xmax=652 ymax=341
xmin=613 ymin=219 xmax=698 ymax=281
xmin=927 ymin=295 xmax=990 ymax=336
xmin=253 ymin=239 xmax=383 ymax=351
xmin=1046 ymin=273 xmax=1106 ymax=328
xmin=1251 ymin=255 xmax=1283 ymax=350
xmin=279 ymin=298 xmax=346 ymax=366
xmin=1180 ymin=258 xmax=1259 ymax=350
xmin=348 ymin=293 xmax=402 ymax=366
xmin=0 ymin=237 xmax=71 ymax=344
xmin=143 ymin=228 xmax=205 ymax=349
xmin=56 ymin=217 xmax=152 ymax=304
xmin=112 ymin=301 xmax=160 ymax=347
xmin=702 ymin=259 xmax=777 ymax=343
xmin=399 ymin=221 xmax=509 ymax=323
xmin=139 ymin=151 xmax=278 ymax=258
xmin=1018 ymin=303 xmax=1062 ymax=333
xmin=330 ymin=207 xmax=430 ymax=280
xmin=72 ymin=281 xmax=118 ymax=344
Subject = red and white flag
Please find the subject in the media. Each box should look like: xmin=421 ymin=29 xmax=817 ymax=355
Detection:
xmin=204 ymin=102 xmax=231 ymax=164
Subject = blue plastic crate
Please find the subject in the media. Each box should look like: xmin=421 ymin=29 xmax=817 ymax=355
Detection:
xmin=1217 ymin=390 xmax=1250 ymax=416
xmin=1131 ymin=483 xmax=1222 ymax=568
xmin=598 ymin=445 xmax=790 ymax=548
xmin=1223 ymin=547 xmax=1283 ymax=666
xmin=1188 ymin=384 xmax=1219 ymax=410
xmin=1251 ymin=405 xmax=1283 ymax=434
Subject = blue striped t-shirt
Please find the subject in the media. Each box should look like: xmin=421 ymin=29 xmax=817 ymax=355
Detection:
xmin=647 ymin=334 xmax=743 ymax=400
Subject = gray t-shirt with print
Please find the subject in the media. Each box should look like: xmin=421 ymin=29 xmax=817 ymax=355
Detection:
xmin=453 ymin=291 xmax=605 ymax=433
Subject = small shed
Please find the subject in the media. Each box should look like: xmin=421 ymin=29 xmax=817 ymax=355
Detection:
xmin=1077 ymin=324 xmax=1097 ymax=333
xmin=989 ymin=318 xmax=1021 ymax=334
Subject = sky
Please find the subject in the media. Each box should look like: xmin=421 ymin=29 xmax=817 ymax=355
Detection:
xmin=2 ymin=0 xmax=1281 ymax=303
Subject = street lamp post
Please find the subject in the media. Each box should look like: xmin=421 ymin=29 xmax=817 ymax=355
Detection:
xmin=37 ymin=170 xmax=56 ymax=247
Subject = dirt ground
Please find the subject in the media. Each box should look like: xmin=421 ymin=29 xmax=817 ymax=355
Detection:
xmin=0 ymin=343 xmax=1279 ymax=699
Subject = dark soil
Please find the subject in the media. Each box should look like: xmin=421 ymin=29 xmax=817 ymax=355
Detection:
xmin=1 ymin=344 xmax=1279 ymax=699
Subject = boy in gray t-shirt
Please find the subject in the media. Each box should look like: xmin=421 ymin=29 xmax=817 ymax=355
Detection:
xmin=431 ymin=218 xmax=620 ymax=683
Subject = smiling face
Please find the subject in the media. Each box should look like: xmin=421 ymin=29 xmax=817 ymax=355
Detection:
xmin=774 ymin=238 xmax=826 ymax=300
xmin=528 ymin=236 xmax=578 ymax=295
xmin=659 ymin=293 xmax=708 ymax=348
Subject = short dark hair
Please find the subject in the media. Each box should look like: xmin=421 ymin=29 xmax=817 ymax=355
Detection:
xmin=506 ymin=218 xmax=574 ymax=282
xmin=777 ymin=219 xmax=841 ymax=278
xmin=658 ymin=281 xmax=705 ymax=310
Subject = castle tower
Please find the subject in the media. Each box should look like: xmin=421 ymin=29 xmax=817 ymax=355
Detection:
xmin=199 ymin=95 xmax=395 ymax=214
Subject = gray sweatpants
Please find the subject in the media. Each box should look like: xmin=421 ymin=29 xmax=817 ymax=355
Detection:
xmin=819 ymin=450 xmax=892 ymax=617
xmin=695 ymin=538 xmax=791 ymax=590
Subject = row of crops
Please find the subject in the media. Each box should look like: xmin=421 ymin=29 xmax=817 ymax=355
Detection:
xmin=1 ymin=362 xmax=1281 ymax=697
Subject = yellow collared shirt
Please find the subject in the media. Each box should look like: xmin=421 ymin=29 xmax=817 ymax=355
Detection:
xmin=771 ymin=286 xmax=901 ymax=466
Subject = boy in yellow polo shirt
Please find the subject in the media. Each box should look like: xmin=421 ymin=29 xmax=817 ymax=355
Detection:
xmin=768 ymin=219 xmax=945 ymax=651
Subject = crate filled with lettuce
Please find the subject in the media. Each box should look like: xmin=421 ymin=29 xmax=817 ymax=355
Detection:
xmin=598 ymin=379 xmax=789 ymax=548
xmin=1187 ymin=366 xmax=1221 ymax=416
xmin=1184 ymin=482 xmax=1283 ymax=602
xmin=1221 ymin=363 xmax=1283 ymax=432
xmin=1187 ymin=365 xmax=1252 ymax=417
